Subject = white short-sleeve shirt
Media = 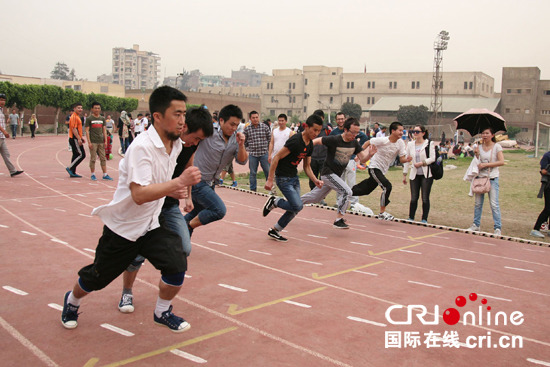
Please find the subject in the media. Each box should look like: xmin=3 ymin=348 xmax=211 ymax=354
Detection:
xmin=368 ymin=137 xmax=406 ymax=174
xmin=92 ymin=126 xmax=182 ymax=241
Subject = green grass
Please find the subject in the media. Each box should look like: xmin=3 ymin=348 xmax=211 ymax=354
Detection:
xmin=229 ymin=150 xmax=547 ymax=243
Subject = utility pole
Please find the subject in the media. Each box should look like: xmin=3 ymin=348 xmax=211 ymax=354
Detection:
xmin=430 ymin=30 xmax=450 ymax=126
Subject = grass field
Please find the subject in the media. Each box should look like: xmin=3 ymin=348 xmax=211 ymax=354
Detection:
xmin=229 ymin=149 xmax=548 ymax=243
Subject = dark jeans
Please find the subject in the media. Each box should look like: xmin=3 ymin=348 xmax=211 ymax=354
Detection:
xmin=409 ymin=174 xmax=434 ymax=221
xmin=534 ymin=184 xmax=550 ymax=230
xmin=249 ymin=153 xmax=270 ymax=191
xmin=184 ymin=181 xmax=227 ymax=231
xmin=30 ymin=124 xmax=36 ymax=138
xmin=10 ymin=125 xmax=16 ymax=138
xmin=274 ymin=175 xmax=303 ymax=231
xmin=309 ymin=159 xmax=324 ymax=190
xmin=119 ymin=137 xmax=129 ymax=154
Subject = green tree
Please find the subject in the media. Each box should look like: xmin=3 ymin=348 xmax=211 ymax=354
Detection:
xmin=396 ymin=105 xmax=429 ymax=126
xmin=341 ymin=102 xmax=362 ymax=119
xmin=50 ymin=62 xmax=72 ymax=80
xmin=506 ymin=126 xmax=521 ymax=139
xmin=40 ymin=85 xmax=65 ymax=132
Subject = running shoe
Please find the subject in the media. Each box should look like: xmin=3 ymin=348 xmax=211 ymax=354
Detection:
xmin=378 ymin=212 xmax=394 ymax=221
xmin=530 ymin=229 xmax=545 ymax=239
xmin=263 ymin=196 xmax=276 ymax=217
xmin=154 ymin=306 xmax=191 ymax=333
xmin=118 ymin=293 xmax=135 ymax=313
xmin=467 ymin=224 xmax=480 ymax=232
xmin=102 ymin=174 xmax=113 ymax=181
xmin=61 ymin=291 xmax=80 ymax=329
xmin=267 ymin=228 xmax=288 ymax=242
xmin=91 ymin=174 xmax=97 ymax=181
xmin=333 ymin=218 xmax=349 ymax=229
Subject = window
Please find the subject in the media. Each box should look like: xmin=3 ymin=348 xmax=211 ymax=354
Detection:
xmin=289 ymin=82 xmax=292 ymax=89
xmin=515 ymin=108 xmax=521 ymax=113
xmin=347 ymin=82 xmax=350 ymax=89
xmin=270 ymin=110 xmax=275 ymax=115
xmin=416 ymin=81 xmax=420 ymax=89
xmin=507 ymin=89 xmax=512 ymax=94
xmin=521 ymin=128 xmax=529 ymax=132
xmin=329 ymin=96 xmax=333 ymax=103
xmin=270 ymin=83 xmax=273 ymax=89
xmin=292 ymin=83 xmax=296 ymax=89
xmin=368 ymin=81 xmax=371 ymax=89
xmin=100 ymin=86 xmax=108 ymax=93
xmin=516 ymin=89 xmax=522 ymax=94
xmin=525 ymin=88 xmax=531 ymax=94
xmin=390 ymin=81 xmax=396 ymax=89
xmin=440 ymin=81 xmax=443 ymax=89
xmin=411 ymin=81 xmax=415 ymax=89
xmin=505 ymin=108 xmax=510 ymax=113
xmin=541 ymin=110 xmax=550 ymax=115
xmin=304 ymin=93 xmax=308 ymax=99
xmin=267 ymin=82 xmax=270 ymax=89
xmin=330 ymin=82 xmax=333 ymax=89
xmin=351 ymin=97 xmax=354 ymax=103
xmin=332 ymin=72 xmax=336 ymax=75
xmin=469 ymin=82 xmax=473 ymax=90
xmin=74 ymin=85 xmax=81 ymax=91
xmin=351 ymin=82 xmax=354 ymax=89
xmin=293 ymin=96 xmax=296 ymax=103
xmin=347 ymin=97 xmax=350 ymax=103
xmin=525 ymin=109 xmax=530 ymax=114
xmin=289 ymin=96 xmax=292 ymax=103
xmin=305 ymin=79 xmax=308 ymax=86
xmin=544 ymin=90 xmax=550 ymax=96
xmin=367 ymin=97 xmax=370 ymax=104
xmin=389 ymin=81 xmax=393 ymax=89
xmin=271 ymin=96 xmax=274 ymax=103
xmin=303 ymin=106 xmax=307 ymax=113
xmin=372 ymin=81 xmax=375 ymax=89
xmin=465 ymin=82 xmax=468 ymax=90
xmin=372 ymin=97 xmax=375 ymax=104
xmin=287 ymin=110 xmax=292 ymax=116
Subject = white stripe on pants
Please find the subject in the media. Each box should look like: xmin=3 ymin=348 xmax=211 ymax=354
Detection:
xmin=301 ymin=173 xmax=353 ymax=215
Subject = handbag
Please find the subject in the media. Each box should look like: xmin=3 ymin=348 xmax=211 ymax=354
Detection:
xmin=425 ymin=140 xmax=443 ymax=180
xmin=471 ymin=145 xmax=495 ymax=194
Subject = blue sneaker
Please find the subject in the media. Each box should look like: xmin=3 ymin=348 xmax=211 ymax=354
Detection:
xmin=421 ymin=219 xmax=428 ymax=224
xmin=219 ymin=179 xmax=223 ymax=185
xmin=102 ymin=174 xmax=113 ymax=181
xmin=61 ymin=291 xmax=80 ymax=329
xmin=91 ymin=174 xmax=97 ymax=181
xmin=154 ymin=305 xmax=190 ymax=333
xmin=231 ymin=181 xmax=238 ymax=187
xmin=66 ymin=167 xmax=78 ymax=178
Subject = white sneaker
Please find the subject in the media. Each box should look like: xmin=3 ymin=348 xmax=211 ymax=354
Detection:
xmin=494 ymin=229 xmax=501 ymax=236
xmin=351 ymin=203 xmax=374 ymax=215
xmin=467 ymin=224 xmax=480 ymax=232
xmin=530 ymin=229 xmax=545 ymax=238
xmin=378 ymin=212 xmax=394 ymax=221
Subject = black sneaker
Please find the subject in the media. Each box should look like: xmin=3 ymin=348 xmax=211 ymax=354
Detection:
xmin=10 ymin=170 xmax=23 ymax=177
xmin=333 ymin=218 xmax=349 ymax=229
xmin=154 ymin=305 xmax=191 ymax=333
xmin=61 ymin=291 xmax=80 ymax=329
xmin=263 ymin=196 xmax=276 ymax=217
xmin=118 ymin=293 xmax=134 ymax=313
xmin=268 ymin=228 xmax=288 ymax=242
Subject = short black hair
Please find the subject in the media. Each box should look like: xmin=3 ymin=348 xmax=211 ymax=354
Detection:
xmin=278 ymin=114 xmax=287 ymax=121
xmin=219 ymin=104 xmax=243 ymax=122
xmin=305 ymin=114 xmax=324 ymax=128
xmin=249 ymin=110 xmax=259 ymax=118
xmin=91 ymin=101 xmax=101 ymax=108
xmin=149 ymin=86 xmax=187 ymax=118
xmin=389 ymin=121 xmax=403 ymax=133
xmin=186 ymin=105 xmax=214 ymax=137
xmin=313 ymin=109 xmax=325 ymax=119
xmin=72 ymin=102 xmax=82 ymax=110
xmin=343 ymin=117 xmax=360 ymax=131
xmin=336 ymin=112 xmax=345 ymax=118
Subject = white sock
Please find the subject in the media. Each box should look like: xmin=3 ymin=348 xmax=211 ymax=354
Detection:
xmin=68 ymin=291 xmax=81 ymax=306
xmin=154 ymin=297 xmax=171 ymax=318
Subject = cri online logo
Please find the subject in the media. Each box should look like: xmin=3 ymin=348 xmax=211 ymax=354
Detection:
xmin=385 ymin=293 xmax=524 ymax=326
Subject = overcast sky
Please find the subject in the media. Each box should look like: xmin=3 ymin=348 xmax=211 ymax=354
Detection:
xmin=2 ymin=0 xmax=548 ymax=91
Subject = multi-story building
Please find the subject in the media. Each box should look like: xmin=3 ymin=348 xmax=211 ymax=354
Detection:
xmin=112 ymin=44 xmax=160 ymax=90
xmin=231 ymin=66 xmax=267 ymax=87
xmin=500 ymin=67 xmax=550 ymax=140
xmin=260 ymin=65 xmax=495 ymax=120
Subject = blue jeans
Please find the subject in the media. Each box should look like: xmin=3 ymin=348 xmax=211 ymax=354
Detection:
xmin=273 ymin=176 xmax=303 ymax=231
xmin=127 ymin=204 xmax=191 ymax=271
xmin=249 ymin=153 xmax=270 ymax=191
xmin=473 ymin=177 xmax=501 ymax=230
xmin=161 ymin=204 xmax=192 ymax=256
xmin=184 ymin=181 xmax=226 ymax=230
xmin=10 ymin=125 xmax=17 ymax=138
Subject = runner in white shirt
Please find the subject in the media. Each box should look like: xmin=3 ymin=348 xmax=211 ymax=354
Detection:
xmin=352 ymin=121 xmax=412 ymax=221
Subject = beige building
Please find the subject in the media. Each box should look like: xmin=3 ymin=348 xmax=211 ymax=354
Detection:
xmin=112 ymin=44 xmax=160 ymax=90
xmin=500 ymin=67 xmax=550 ymax=140
xmin=261 ymin=65 xmax=495 ymax=119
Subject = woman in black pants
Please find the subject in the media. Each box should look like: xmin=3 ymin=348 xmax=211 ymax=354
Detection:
xmin=402 ymin=125 xmax=435 ymax=223
xmin=531 ymin=151 xmax=550 ymax=238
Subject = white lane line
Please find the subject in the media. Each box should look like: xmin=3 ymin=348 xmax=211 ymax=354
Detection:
xmin=505 ymin=266 xmax=534 ymax=273
xmin=3 ymin=286 xmax=28 ymax=296
xmin=350 ymin=241 xmax=373 ymax=247
xmin=54 ymin=208 xmax=66 ymax=212
xmin=31 ymin=203 xmax=42 ymax=207
xmin=184 ymin=274 xmax=192 ymax=278
xmin=231 ymin=221 xmax=250 ymax=226
xmin=353 ymin=270 xmax=378 ymax=276
xmin=527 ymin=358 xmax=550 ymax=366
xmin=100 ymin=323 xmax=134 ymax=337
xmin=308 ymin=234 xmax=327 ymax=239
xmin=474 ymin=241 xmax=496 ymax=246
xmin=523 ymin=248 xmax=546 ymax=253
xmin=437 ymin=236 xmax=449 ymax=239
xmin=400 ymin=249 xmax=422 ymax=254
xmin=283 ymin=300 xmax=312 ymax=308
xmin=0 ymin=316 xmax=59 ymax=367
xmin=0 ymin=224 xmax=8 ymax=228
xmin=248 ymin=250 xmax=272 ymax=256
xmin=21 ymin=230 xmax=37 ymax=236
xmin=218 ymin=284 xmax=248 ymax=292
xmin=75 ymin=194 xmax=86 ymax=197
xmin=48 ymin=303 xmax=63 ymax=311
xmin=347 ymin=316 xmax=387 ymax=327
xmin=83 ymin=248 xmax=96 ymax=253
xmin=207 ymin=241 xmax=228 ymax=247
xmin=450 ymin=258 xmax=476 ymax=263
xmin=477 ymin=293 xmax=512 ymax=302
xmin=170 ymin=349 xmax=207 ymax=363
xmin=408 ymin=280 xmax=441 ymax=289
xmin=78 ymin=213 xmax=93 ymax=218
xmin=296 ymin=259 xmax=323 ymax=265
xmin=387 ymin=229 xmax=406 ymax=233
xmin=50 ymin=238 xmax=68 ymax=245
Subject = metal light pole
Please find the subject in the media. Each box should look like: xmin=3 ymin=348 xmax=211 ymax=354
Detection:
xmin=430 ymin=30 xmax=450 ymax=127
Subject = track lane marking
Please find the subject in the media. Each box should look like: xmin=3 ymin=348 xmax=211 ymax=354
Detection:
xmin=3 ymin=286 xmax=28 ymax=295
xmin=408 ymin=280 xmax=441 ymax=288
xmin=100 ymin=323 xmax=134 ymax=337
xmin=505 ymin=266 xmax=534 ymax=273
xmin=312 ymin=261 xmax=384 ymax=280
xmin=347 ymin=316 xmax=386 ymax=327
xmin=368 ymin=243 xmax=423 ymax=256
xmin=227 ymin=287 xmax=326 ymax=315
xmin=170 ymin=349 xmax=207 ymax=363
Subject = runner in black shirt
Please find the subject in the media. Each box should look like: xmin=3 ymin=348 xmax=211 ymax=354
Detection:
xmin=263 ymin=114 xmax=324 ymax=242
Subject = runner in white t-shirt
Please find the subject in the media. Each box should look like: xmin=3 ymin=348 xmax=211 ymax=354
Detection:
xmin=352 ymin=121 xmax=412 ymax=221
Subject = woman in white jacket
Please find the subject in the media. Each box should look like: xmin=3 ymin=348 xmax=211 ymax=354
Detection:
xmin=402 ymin=125 xmax=436 ymax=223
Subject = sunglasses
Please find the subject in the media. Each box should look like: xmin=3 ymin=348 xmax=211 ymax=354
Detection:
xmin=412 ymin=130 xmax=423 ymax=134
